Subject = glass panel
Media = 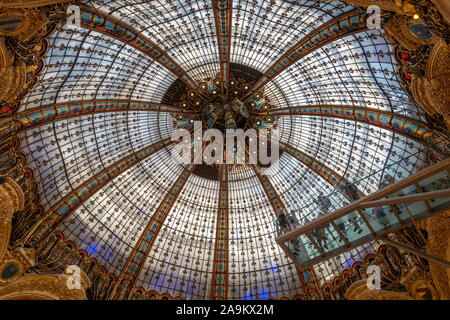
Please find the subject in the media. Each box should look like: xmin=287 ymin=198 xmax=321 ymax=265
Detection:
xmin=418 ymin=170 xmax=450 ymax=192
xmin=334 ymin=211 xmax=371 ymax=243
xmin=310 ymin=223 xmax=344 ymax=253
xmin=429 ymin=197 xmax=450 ymax=210
xmin=419 ymin=170 xmax=450 ymax=208
xmin=363 ymin=205 xmax=402 ymax=233
xmin=390 ymin=184 xmax=418 ymax=197
xmin=402 ymin=200 xmax=429 ymax=218
xmin=286 ymin=234 xmax=321 ymax=267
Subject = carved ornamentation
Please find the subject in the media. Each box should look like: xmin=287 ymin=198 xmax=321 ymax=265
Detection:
xmin=0 ymin=247 xmax=35 ymax=285
xmin=0 ymin=62 xmax=26 ymax=105
xmin=409 ymin=279 xmax=438 ymax=299
xmin=0 ymin=8 xmax=48 ymax=42
xmin=431 ymin=0 xmax=450 ymax=25
xmin=400 ymin=266 xmax=438 ymax=299
xmin=0 ymin=0 xmax=69 ymax=8
xmin=129 ymin=287 xmax=184 ymax=300
xmin=0 ymin=177 xmax=24 ymax=263
xmin=341 ymin=0 xmax=402 ymax=12
xmin=385 ymin=14 xmax=437 ymax=50
xmin=0 ymin=265 xmax=91 ymax=300
xmin=423 ymin=209 xmax=450 ymax=299
xmin=0 ymin=5 xmax=63 ymax=115
xmin=410 ymin=40 xmax=450 ymax=129
xmin=345 ymin=279 xmax=416 ymax=300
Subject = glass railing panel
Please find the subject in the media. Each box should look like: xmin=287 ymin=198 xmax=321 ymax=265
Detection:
xmin=401 ymin=199 xmax=429 ymax=219
xmin=334 ymin=211 xmax=371 ymax=243
xmin=428 ymin=197 xmax=450 ymax=210
xmin=362 ymin=205 xmax=402 ymax=233
xmin=391 ymin=203 xmax=409 ymax=221
xmin=323 ymin=224 xmax=346 ymax=252
xmin=386 ymin=185 xmax=419 ymax=221
xmin=419 ymin=170 xmax=450 ymax=208
xmin=390 ymin=184 xmax=418 ymax=197
xmin=287 ymin=234 xmax=322 ymax=266
xmin=418 ymin=170 xmax=449 ymax=192
xmin=309 ymin=223 xmax=344 ymax=254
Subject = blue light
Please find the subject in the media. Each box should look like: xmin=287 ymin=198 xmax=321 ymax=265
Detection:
xmin=345 ymin=257 xmax=354 ymax=268
xmin=259 ymin=289 xmax=270 ymax=300
xmin=87 ymin=243 xmax=98 ymax=255
xmin=243 ymin=293 xmax=254 ymax=300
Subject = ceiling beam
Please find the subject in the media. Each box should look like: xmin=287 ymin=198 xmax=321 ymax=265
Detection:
xmin=254 ymin=105 xmax=442 ymax=144
xmin=113 ymin=163 xmax=196 ymax=300
xmin=78 ymin=5 xmax=205 ymax=99
xmin=0 ymin=100 xmax=199 ymax=140
xmin=211 ymin=164 xmax=229 ymax=300
xmin=241 ymin=9 xmax=368 ymax=101
xmin=27 ymin=138 xmax=174 ymax=245
xmin=212 ymin=0 xmax=232 ymax=95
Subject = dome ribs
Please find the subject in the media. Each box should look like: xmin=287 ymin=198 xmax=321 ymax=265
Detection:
xmin=275 ymin=140 xmax=355 ymax=193
xmin=3 ymin=100 xmax=199 ymax=137
xmin=77 ymin=5 xmax=207 ymax=101
xmin=28 ymin=138 xmax=175 ymax=245
xmin=241 ymin=9 xmax=368 ymax=102
xmin=210 ymin=164 xmax=229 ymax=300
xmin=250 ymin=163 xmax=321 ymax=300
xmin=253 ymin=105 xmax=443 ymax=145
xmin=212 ymin=0 xmax=233 ymax=97
xmin=112 ymin=163 xmax=197 ymax=300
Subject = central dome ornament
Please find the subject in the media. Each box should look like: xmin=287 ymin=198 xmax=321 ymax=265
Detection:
xmin=170 ymin=75 xmax=281 ymax=172
xmin=203 ymin=99 xmax=249 ymax=130
xmin=173 ymin=75 xmax=278 ymax=133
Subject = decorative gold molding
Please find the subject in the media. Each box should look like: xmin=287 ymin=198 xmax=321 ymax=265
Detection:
xmin=0 ymin=265 xmax=91 ymax=300
xmin=0 ymin=0 xmax=69 ymax=8
xmin=0 ymin=247 xmax=35 ymax=285
xmin=345 ymin=279 xmax=416 ymax=300
xmin=0 ymin=177 xmax=24 ymax=263
xmin=385 ymin=14 xmax=437 ymax=50
xmin=411 ymin=40 xmax=450 ymax=128
xmin=0 ymin=9 xmax=49 ymax=42
xmin=0 ymin=62 xmax=27 ymax=104
xmin=431 ymin=0 xmax=450 ymax=25
xmin=342 ymin=0 xmax=402 ymax=12
xmin=424 ymin=210 xmax=450 ymax=299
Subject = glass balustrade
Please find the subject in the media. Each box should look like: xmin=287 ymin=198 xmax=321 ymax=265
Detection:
xmin=277 ymin=159 xmax=450 ymax=269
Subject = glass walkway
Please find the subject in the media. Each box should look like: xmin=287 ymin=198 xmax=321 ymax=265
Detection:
xmin=276 ymin=158 xmax=450 ymax=270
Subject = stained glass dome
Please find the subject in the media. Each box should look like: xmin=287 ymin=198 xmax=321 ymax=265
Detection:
xmin=14 ymin=0 xmax=438 ymax=300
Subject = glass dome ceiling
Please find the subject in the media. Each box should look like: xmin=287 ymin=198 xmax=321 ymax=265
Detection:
xmin=15 ymin=0 xmax=433 ymax=299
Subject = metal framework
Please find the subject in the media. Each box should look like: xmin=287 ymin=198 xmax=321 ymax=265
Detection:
xmin=254 ymin=105 xmax=442 ymax=144
xmin=113 ymin=163 xmax=196 ymax=300
xmin=250 ymin=164 xmax=321 ymax=299
xmin=211 ymin=164 xmax=229 ymax=300
xmin=78 ymin=5 xmax=204 ymax=98
xmin=242 ymin=9 xmax=368 ymax=100
xmin=212 ymin=0 xmax=232 ymax=95
xmin=278 ymin=141 xmax=352 ymax=190
xmin=30 ymin=138 xmax=174 ymax=243
xmin=1 ymin=100 xmax=198 ymax=139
